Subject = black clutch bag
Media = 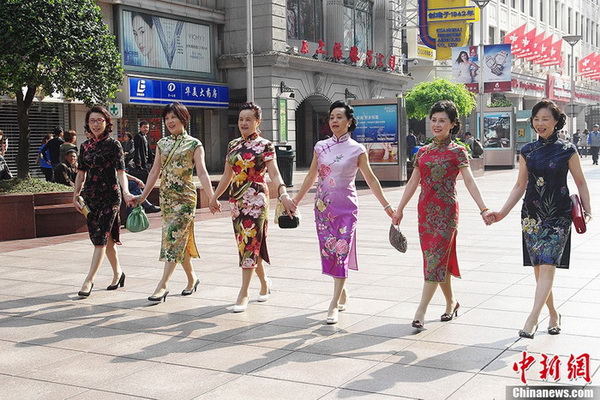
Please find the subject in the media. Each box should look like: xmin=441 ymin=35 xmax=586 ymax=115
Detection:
xmin=278 ymin=215 xmax=300 ymax=229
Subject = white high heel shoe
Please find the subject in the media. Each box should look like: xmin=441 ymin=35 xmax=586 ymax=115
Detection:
xmin=326 ymin=308 xmax=339 ymax=324
xmin=338 ymin=292 xmax=349 ymax=311
xmin=257 ymin=278 xmax=272 ymax=302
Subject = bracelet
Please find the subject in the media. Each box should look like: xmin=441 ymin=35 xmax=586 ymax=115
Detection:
xmin=383 ymin=204 xmax=392 ymax=211
xmin=480 ymin=207 xmax=490 ymax=215
xmin=584 ymin=211 xmax=592 ymax=219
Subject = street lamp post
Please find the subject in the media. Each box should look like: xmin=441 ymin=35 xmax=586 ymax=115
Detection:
xmin=473 ymin=1 xmax=491 ymax=153
xmin=246 ymin=0 xmax=254 ymax=102
xmin=563 ymin=35 xmax=582 ymax=136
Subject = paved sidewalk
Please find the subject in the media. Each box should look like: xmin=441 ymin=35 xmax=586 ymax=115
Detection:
xmin=1 ymin=162 xmax=599 ymax=399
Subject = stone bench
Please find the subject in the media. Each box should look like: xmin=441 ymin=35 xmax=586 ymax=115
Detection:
xmin=33 ymin=192 xmax=87 ymax=237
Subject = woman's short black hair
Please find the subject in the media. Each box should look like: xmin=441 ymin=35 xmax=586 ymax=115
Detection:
xmin=329 ymin=100 xmax=357 ymax=132
xmin=529 ymin=99 xmax=567 ymax=132
xmin=84 ymin=106 xmax=113 ymax=138
xmin=429 ymin=100 xmax=461 ymax=136
xmin=124 ymin=132 xmax=133 ymax=141
xmin=162 ymin=102 xmax=190 ymax=127
xmin=240 ymin=102 xmax=262 ymax=120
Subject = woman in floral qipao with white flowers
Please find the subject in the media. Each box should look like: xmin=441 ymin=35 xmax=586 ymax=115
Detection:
xmin=294 ymin=100 xmax=394 ymax=324
xmin=489 ymin=99 xmax=592 ymax=339
xmin=134 ymin=102 xmax=214 ymax=303
xmin=210 ymin=102 xmax=295 ymax=313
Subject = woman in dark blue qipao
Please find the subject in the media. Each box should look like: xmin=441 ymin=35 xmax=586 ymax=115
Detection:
xmin=488 ymin=99 xmax=592 ymax=339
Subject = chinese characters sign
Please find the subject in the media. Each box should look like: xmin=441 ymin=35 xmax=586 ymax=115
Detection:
xmin=129 ymin=77 xmax=229 ymax=108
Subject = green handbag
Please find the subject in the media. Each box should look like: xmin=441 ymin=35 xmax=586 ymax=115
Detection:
xmin=126 ymin=205 xmax=149 ymax=233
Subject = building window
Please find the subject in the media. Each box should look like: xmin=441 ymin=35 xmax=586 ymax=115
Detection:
xmin=343 ymin=0 xmax=373 ymax=52
xmin=287 ymin=0 xmax=323 ymax=42
xmin=521 ymin=0 xmax=525 ymax=13
xmin=499 ymin=30 xmax=507 ymax=43
xmin=488 ymin=26 xmax=496 ymax=44
xmin=511 ymin=0 xmax=516 ymax=8
xmin=567 ymin=7 xmax=572 ymax=33
xmin=529 ymin=0 xmax=534 ymax=17
xmin=539 ymin=0 xmax=543 ymax=22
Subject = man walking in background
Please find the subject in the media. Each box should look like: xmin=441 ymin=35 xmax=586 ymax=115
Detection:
xmin=588 ymin=124 xmax=600 ymax=165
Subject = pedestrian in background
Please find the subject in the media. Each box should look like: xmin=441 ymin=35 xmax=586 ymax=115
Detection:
xmin=41 ymin=126 xmax=65 ymax=171
xmin=121 ymin=132 xmax=135 ymax=168
xmin=587 ymin=124 xmax=600 ymax=165
xmin=73 ymin=106 xmax=134 ymax=297
xmin=581 ymin=129 xmax=589 ymax=157
xmin=393 ymin=100 xmax=491 ymax=330
xmin=133 ymin=120 xmax=154 ymax=175
xmin=53 ymin=149 xmax=77 ymax=187
xmin=293 ymin=100 xmax=394 ymax=324
xmin=406 ymin=130 xmax=417 ymax=161
xmin=209 ymin=102 xmax=295 ymax=313
xmin=487 ymin=99 xmax=592 ymax=339
xmin=59 ymin=129 xmax=78 ymax=162
xmin=134 ymin=102 xmax=214 ymax=302
xmin=572 ymin=129 xmax=581 ymax=156
xmin=37 ymin=134 xmax=54 ymax=181
xmin=0 ymin=129 xmax=6 ymax=157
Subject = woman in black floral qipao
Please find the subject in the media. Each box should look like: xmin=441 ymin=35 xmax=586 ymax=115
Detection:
xmin=488 ymin=100 xmax=592 ymax=339
xmin=73 ymin=106 xmax=134 ymax=297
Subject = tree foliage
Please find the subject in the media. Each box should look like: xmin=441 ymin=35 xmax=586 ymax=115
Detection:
xmin=489 ymin=98 xmax=513 ymax=108
xmin=0 ymin=0 xmax=123 ymax=178
xmin=405 ymin=78 xmax=476 ymax=120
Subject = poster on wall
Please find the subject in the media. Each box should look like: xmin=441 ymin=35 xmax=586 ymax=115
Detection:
xmin=482 ymin=111 xmax=511 ymax=149
xmin=451 ymin=46 xmax=480 ymax=93
xmin=122 ymin=9 xmax=212 ymax=74
xmin=352 ymin=104 xmax=399 ymax=165
xmin=483 ymin=44 xmax=512 ymax=92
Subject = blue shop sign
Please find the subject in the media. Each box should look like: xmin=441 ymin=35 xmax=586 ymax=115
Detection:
xmin=129 ymin=77 xmax=229 ymax=108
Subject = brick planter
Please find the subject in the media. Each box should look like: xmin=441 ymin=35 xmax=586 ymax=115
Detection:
xmin=0 ymin=193 xmax=36 ymax=240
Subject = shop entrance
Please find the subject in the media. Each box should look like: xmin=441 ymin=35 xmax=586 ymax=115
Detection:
xmin=295 ymin=95 xmax=331 ymax=168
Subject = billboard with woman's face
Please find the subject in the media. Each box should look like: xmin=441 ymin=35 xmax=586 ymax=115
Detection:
xmin=121 ymin=9 xmax=212 ymax=75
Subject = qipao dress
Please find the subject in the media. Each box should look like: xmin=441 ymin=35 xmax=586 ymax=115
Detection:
xmin=79 ymin=136 xmax=125 ymax=246
xmin=157 ymin=132 xmax=202 ymax=263
xmin=314 ymin=133 xmax=366 ymax=278
xmin=226 ymin=133 xmax=275 ymax=268
xmin=413 ymin=137 xmax=469 ymax=282
xmin=520 ymin=132 xmax=577 ymax=268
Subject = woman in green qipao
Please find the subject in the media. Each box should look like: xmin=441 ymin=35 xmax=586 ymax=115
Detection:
xmin=134 ymin=102 xmax=214 ymax=302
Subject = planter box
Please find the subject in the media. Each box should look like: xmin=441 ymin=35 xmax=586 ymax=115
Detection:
xmin=34 ymin=192 xmax=87 ymax=237
xmin=0 ymin=191 xmax=88 ymax=241
xmin=0 ymin=193 xmax=35 ymax=240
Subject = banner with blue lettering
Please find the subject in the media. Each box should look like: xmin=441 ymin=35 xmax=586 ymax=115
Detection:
xmin=129 ymin=77 xmax=229 ymax=108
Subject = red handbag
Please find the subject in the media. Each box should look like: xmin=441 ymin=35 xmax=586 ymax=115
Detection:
xmin=571 ymin=194 xmax=586 ymax=234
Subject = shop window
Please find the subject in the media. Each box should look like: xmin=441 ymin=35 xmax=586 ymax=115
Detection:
xmin=343 ymin=0 xmax=373 ymax=52
xmin=287 ymin=0 xmax=323 ymax=42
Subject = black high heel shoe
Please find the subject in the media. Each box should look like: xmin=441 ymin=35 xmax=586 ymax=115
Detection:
xmin=181 ymin=279 xmax=200 ymax=296
xmin=411 ymin=320 xmax=424 ymax=329
xmin=519 ymin=323 xmax=539 ymax=339
xmin=107 ymin=273 xmax=126 ymax=290
xmin=547 ymin=314 xmax=562 ymax=335
xmin=78 ymin=283 xmax=94 ymax=298
xmin=441 ymin=302 xmax=460 ymax=322
xmin=148 ymin=290 xmax=169 ymax=302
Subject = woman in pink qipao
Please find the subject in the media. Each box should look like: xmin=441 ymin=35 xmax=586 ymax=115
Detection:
xmin=294 ymin=100 xmax=395 ymax=324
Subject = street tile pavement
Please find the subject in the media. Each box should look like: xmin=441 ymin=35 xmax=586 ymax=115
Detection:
xmin=1 ymin=162 xmax=599 ymax=399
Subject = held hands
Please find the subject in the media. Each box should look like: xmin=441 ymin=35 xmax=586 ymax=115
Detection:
xmin=280 ymin=194 xmax=297 ymax=217
xmin=124 ymin=192 xmax=137 ymax=208
xmin=208 ymin=196 xmax=222 ymax=214
xmin=392 ymin=208 xmax=403 ymax=225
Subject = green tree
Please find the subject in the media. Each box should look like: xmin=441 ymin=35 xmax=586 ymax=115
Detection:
xmin=0 ymin=0 xmax=123 ymax=179
xmin=405 ymin=78 xmax=476 ymax=120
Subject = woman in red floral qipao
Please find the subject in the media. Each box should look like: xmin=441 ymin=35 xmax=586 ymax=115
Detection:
xmin=209 ymin=102 xmax=296 ymax=313
xmin=393 ymin=100 xmax=492 ymax=329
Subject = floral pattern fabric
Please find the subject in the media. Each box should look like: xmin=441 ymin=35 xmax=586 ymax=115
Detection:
xmin=79 ymin=137 xmax=125 ymax=246
xmin=414 ymin=138 xmax=469 ymax=282
xmin=227 ymin=133 xmax=275 ymax=268
xmin=157 ymin=132 xmax=202 ymax=263
xmin=520 ymin=133 xmax=576 ymax=268
xmin=314 ymin=133 xmax=366 ymax=278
